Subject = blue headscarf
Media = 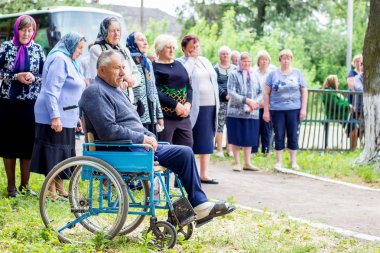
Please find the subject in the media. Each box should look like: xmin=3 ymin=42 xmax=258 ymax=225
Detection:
xmin=48 ymin=32 xmax=85 ymax=76
xmin=126 ymin=32 xmax=150 ymax=72
xmin=126 ymin=32 xmax=155 ymax=102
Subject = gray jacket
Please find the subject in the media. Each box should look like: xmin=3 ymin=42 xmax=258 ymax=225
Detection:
xmin=227 ymin=69 xmax=262 ymax=119
xmin=177 ymin=56 xmax=219 ymax=128
xmin=89 ymin=44 xmax=141 ymax=103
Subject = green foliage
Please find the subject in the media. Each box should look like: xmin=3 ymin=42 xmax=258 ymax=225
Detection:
xmin=0 ymin=0 xmax=85 ymax=14
xmin=144 ymin=18 xmax=170 ymax=49
xmin=179 ymin=1 xmax=368 ymax=87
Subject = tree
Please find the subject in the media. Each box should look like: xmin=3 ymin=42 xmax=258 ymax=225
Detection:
xmin=177 ymin=0 xmax=325 ymax=37
xmin=0 ymin=0 xmax=85 ymax=14
xmin=358 ymin=0 xmax=380 ymax=164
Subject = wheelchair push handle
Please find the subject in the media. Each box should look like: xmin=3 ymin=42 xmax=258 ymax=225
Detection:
xmin=63 ymin=105 xmax=79 ymax=111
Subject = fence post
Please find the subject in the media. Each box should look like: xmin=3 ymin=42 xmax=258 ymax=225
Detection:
xmin=324 ymin=122 xmax=329 ymax=149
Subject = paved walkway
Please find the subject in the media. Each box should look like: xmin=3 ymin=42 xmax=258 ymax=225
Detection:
xmin=76 ymin=140 xmax=380 ymax=238
xmin=202 ymin=160 xmax=380 ymax=238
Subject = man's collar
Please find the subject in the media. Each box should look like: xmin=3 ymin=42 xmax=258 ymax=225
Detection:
xmin=95 ymin=75 xmax=118 ymax=89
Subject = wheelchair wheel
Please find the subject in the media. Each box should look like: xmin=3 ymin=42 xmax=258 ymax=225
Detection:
xmin=148 ymin=221 xmax=177 ymax=249
xmin=118 ymin=178 xmax=149 ymax=235
xmin=39 ymin=156 xmax=128 ymax=244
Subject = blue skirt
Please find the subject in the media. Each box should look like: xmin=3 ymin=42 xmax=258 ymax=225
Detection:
xmin=192 ymin=106 xmax=216 ymax=154
xmin=226 ymin=117 xmax=259 ymax=147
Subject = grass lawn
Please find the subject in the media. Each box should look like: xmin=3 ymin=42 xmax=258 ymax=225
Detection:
xmin=0 ymin=192 xmax=379 ymax=252
xmin=1 ymin=154 xmax=380 ymax=252
xmin=212 ymin=149 xmax=380 ymax=188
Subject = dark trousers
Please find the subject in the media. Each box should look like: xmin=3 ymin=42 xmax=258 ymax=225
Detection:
xmin=252 ymin=108 xmax=272 ymax=154
xmin=155 ymin=144 xmax=207 ymax=207
xmin=158 ymin=118 xmax=193 ymax=148
xmin=271 ymin=109 xmax=300 ymax=150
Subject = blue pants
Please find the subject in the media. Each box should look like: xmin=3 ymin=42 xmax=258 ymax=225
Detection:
xmin=155 ymin=144 xmax=207 ymax=207
xmin=271 ymin=109 xmax=300 ymax=150
xmin=252 ymin=108 xmax=272 ymax=154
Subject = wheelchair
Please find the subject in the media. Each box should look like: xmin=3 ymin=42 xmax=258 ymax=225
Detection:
xmin=39 ymin=131 xmax=196 ymax=249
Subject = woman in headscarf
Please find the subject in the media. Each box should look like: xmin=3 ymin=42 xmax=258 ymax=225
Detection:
xmin=126 ymin=32 xmax=163 ymax=136
xmin=30 ymin=32 xmax=86 ymax=200
xmin=0 ymin=15 xmax=45 ymax=197
xmin=226 ymin=52 xmax=262 ymax=172
xmin=89 ymin=17 xmax=140 ymax=103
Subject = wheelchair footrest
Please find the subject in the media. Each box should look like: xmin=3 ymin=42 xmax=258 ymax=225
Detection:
xmin=171 ymin=197 xmax=196 ymax=227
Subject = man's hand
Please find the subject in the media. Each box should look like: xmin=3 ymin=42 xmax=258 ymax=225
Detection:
xmin=123 ymin=75 xmax=135 ymax=87
xmin=143 ymin=135 xmax=158 ymax=152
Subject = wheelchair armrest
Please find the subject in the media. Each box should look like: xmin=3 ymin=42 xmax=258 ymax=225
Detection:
xmin=158 ymin=141 xmax=170 ymax=145
xmin=94 ymin=140 xmax=133 ymax=145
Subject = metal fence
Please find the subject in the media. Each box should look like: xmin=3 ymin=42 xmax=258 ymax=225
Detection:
xmin=299 ymin=89 xmax=364 ymax=151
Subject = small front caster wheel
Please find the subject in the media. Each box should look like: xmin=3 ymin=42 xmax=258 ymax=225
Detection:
xmin=149 ymin=221 xmax=177 ymax=249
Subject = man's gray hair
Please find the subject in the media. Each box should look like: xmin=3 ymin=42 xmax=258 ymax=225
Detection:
xmin=96 ymin=50 xmax=123 ymax=68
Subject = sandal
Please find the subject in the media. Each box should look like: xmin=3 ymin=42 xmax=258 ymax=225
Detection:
xmin=195 ymin=201 xmax=236 ymax=227
xmin=47 ymin=192 xmax=59 ymax=201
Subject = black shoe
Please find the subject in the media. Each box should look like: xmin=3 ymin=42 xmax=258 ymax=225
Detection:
xmin=200 ymin=178 xmax=219 ymax=184
xmin=18 ymin=186 xmax=37 ymax=196
xmin=7 ymin=188 xmax=18 ymax=198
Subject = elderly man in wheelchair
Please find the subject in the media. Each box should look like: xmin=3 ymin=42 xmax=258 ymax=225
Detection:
xmin=79 ymin=50 xmax=235 ymax=227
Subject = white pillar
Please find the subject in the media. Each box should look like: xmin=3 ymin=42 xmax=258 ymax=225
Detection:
xmin=346 ymin=0 xmax=354 ymax=73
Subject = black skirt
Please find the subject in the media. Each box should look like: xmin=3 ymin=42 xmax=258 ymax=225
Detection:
xmin=0 ymin=98 xmax=36 ymax=159
xmin=30 ymin=123 xmax=76 ymax=177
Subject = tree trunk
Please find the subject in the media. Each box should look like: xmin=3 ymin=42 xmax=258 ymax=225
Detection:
xmin=254 ymin=0 xmax=266 ymax=37
xmin=358 ymin=0 xmax=380 ymax=164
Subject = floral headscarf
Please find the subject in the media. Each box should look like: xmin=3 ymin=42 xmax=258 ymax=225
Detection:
xmin=238 ymin=54 xmax=254 ymax=83
xmin=12 ymin=15 xmax=37 ymax=72
xmin=48 ymin=32 xmax=85 ymax=75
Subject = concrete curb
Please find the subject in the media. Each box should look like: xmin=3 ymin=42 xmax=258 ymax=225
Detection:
xmin=274 ymin=167 xmax=380 ymax=192
xmin=235 ymin=203 xmax=380 ymax=242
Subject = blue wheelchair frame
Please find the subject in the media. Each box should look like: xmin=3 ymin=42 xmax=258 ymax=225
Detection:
xmin=81 ymin=141 xmax=188 ymax=220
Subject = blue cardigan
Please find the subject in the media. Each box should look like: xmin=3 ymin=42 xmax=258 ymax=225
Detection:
xmin=34 ymin=52 xmax=85 ymax=128
xmin=79 ymin=77 xmax=155 ymax=143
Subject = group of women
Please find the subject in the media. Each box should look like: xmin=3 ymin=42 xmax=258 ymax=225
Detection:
xmin=214 ymin=48 xmax=308 ymax=171
xmin=0 ymin=14 xmax=310 ymax=198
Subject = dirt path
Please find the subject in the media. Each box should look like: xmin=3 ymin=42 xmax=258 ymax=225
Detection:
xmin=202 ymin=160 xmax=380 ymax=237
